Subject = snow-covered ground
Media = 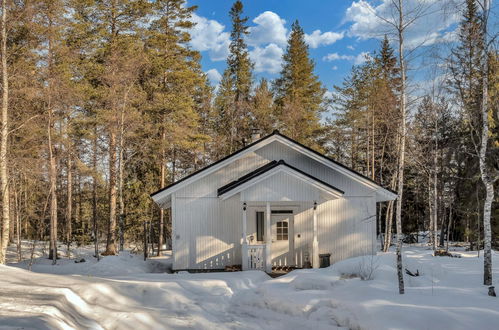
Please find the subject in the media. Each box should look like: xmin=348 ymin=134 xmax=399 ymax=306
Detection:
xmin=1 ymin=242 xmax=498 ymax=329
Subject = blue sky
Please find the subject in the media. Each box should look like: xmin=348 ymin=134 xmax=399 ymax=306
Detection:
xmin=186 ymin=0 xmax=472 ymax=94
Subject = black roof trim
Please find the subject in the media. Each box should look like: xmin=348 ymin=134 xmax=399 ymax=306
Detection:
xmin=150 ymin=130 xmax=280 ymax=198
xmin=273 ymin=132 xmax=398 ymax=195
xmin=217 ymin=159 xmax=344 ymax=197
xmin=150 ymin=130 xmax=397 ymax=198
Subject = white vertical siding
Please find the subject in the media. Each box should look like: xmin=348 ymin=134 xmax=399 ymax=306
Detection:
xmin=171 ymin=140 xmax=378 ymax=270
xmin=241 ymin=171 xmax=330 ymax=202
xmin=173 ymin=195 xmax=242 ymax=270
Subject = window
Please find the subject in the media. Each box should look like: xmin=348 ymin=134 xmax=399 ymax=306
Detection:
xmin=256 ymin=212 xmax=264 ymax=241
xmin=276 ymin=221 xmax=288 ymax=240
xmin=271 ymin=210 xmax=293 ymax=214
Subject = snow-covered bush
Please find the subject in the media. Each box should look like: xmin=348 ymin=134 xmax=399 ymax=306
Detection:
xmin=357 ymin=255 xmax=380 ymax=281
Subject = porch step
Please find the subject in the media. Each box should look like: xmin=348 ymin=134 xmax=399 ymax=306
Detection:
xmin=224 ymin=265 xmax=242 ymax=272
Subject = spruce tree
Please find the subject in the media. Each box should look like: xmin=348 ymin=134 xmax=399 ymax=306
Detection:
xmin=252 ymin=78 xmax=275 ymax=135
xmin=274 ymin=20 xmax=325 ymax=148
xmin=215 ymin=0 xmax=253 ymax=154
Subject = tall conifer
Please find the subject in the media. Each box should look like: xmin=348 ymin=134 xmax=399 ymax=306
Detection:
xmin=274 ymin=20 xmax=325 ymax=148
xmin=215 ymin=0 xmax=253 ymax=154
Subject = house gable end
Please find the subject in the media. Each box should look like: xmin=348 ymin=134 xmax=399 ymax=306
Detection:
xmin=151 ymin=131 xmax=396 ymax=204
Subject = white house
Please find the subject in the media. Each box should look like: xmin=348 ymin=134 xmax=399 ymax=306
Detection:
xmin=151 ymin=131 xmax=397 ymax=273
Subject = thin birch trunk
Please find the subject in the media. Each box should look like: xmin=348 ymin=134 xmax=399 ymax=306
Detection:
xmin=383 ymin=173 xmax=397 ymax=252
xmin=479 ymin=0 xmax=493 ymax=286
xmin=395 ymin=0 xmax=406 ymax=294
xmin=383 ymin=200 xmax=394 ymax=252
xmin=0 ymin=0 xmax=9 ymax=265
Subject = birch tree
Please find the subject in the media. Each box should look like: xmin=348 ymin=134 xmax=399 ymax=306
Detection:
xmin=0 ymin=0 xmax=9 ymax=264
xmin=478 ymin=0 xmax=495 ymax=286
xmin=368 ymin=0 xmax=436 ymax=294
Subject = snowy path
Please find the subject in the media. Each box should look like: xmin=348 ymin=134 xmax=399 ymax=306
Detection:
xmin=0 ymin=266 xmax=343 ymax=329
xmin=1 ymin=244 xmax=498 ymax=329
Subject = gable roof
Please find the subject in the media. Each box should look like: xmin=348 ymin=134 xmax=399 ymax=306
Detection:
xmin=217 ymin=159 xmax=344 ymax=198
xmin=150 ymin=130 xmax=397 ymax=203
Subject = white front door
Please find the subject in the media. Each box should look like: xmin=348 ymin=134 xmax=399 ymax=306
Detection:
xmin=271 ymin=213 xmax=294 ymax=266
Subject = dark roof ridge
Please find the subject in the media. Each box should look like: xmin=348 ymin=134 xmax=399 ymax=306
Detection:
xmin=151 ymin=130 xmax=396 ymax=198
xmin=217 ymin=159 xmax=344 ymax=197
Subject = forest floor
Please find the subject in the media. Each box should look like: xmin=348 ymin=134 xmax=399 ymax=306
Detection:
xmin=1 ymin=241 xmax=498 ymax=329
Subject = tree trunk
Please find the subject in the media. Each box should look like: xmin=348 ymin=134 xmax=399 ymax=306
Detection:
xmin=383 ymin=174 xmax=397 ymax=252
xmin=428 ymin=178 xmax=434 ymax=247
xmin=48 ymin=109 xmax=58 ymax=264
xmin=0 ymin=0 xmax=9 ymax=265
xmin=104 ymin=128 xmax=117 ymax=255
xmin=433 ymin=158 xmax=438 ymax=250
xmin=14 ymin=187 xmax=20 ymax=261
xmin=479 ymin=0 xmax=493 ymax=287
xmin=383 ymin=200 xmax=394 ymax=252
xmin=66 ymin=153 xmax=72 ymax=245
xmin=446 ymin=207 xmax=453 ymax=252
xmin=118 ymin=108 xmax=125 ymax=252
xmin=92 ymin=127 xmax=99 ymax=260
xmin=158 ymin=128 xmax=166 ymax=256
xmin=395 ymin=0 xmax=406 ymax=294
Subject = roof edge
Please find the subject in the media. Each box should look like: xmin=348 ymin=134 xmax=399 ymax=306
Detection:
xmin=217 ymin=159 xmax=345 ymax=197
xmin=150 ymin=130 xmax=280 ymax=198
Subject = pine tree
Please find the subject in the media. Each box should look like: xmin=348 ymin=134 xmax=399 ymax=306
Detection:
xmin=92 ymin=0 xmax=150 ymax=256
xmin=34 ymin=0 xmax=82 ymax=263
xmin=145 ymin=0 xmax=209 ymax=255
xmin=274 ymin=20 xmax=325 ymax=148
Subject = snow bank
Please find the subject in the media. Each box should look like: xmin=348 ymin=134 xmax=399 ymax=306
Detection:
xmin=7 ymin=241 xmax=173 ymax=277
xmin=2 ymin=243 xmax=498 ymax=329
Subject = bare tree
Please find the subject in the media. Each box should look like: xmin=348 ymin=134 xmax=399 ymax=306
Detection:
xmin=394 ymin=0 xmax=407 ymax=294
xmin=0 ymin=0 xmax=9 ymax=265
xmin=367 ymin=0 xmax=441 ymax=294
xmin=478 ymin=0 xmax=495 ymax=286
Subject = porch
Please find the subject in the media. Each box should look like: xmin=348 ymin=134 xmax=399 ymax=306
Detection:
xmin=217 ymin=160 xmax=344 ymax=273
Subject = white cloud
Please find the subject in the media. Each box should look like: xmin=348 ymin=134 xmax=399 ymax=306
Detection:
xmin=344 ymin=0 xmax=461 ymax=48
xmin=323 ymin=51 xmax=370 ymax=65
xmin=304 ymin=30 xmax=344 ymax=48
xmin=347 ymin=45 xmax=355 ymax=51
xmin=250 ymin=43 xmax=284 ymax=74
xmin=323 ymin=53 xmax=353 ymax=62
xmin=248 ymin=11 xmax=288 ymax=47
xmin=190 ymin=13 xmax=230 ymax=61
xmin=332 ymin=66 xmax=338 ymax=71
xmin=206 ymin=68 xmax=222 ymax=86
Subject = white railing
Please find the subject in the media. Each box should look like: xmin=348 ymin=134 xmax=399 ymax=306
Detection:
xmin=246 ymin=244 xmax=265 ymax=270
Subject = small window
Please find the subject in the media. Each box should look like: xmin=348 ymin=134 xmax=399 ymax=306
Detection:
xmin=256 ymin=212 xmax=264 ymax=241
xmin=271 ymin=210 xmax=293 ymax=214
xmin=276 ymin=221 xmax=288 ymax=240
